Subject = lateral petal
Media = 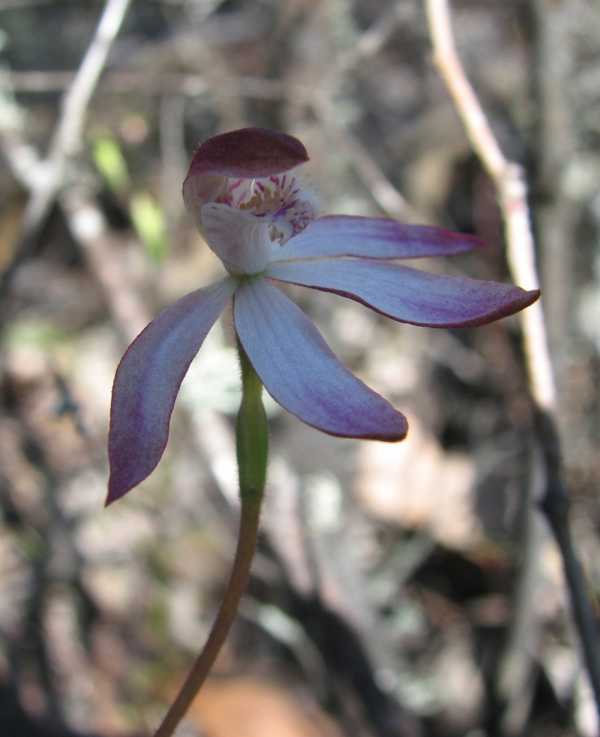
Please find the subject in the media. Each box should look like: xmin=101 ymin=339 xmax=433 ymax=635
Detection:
xmin=234 ymin=280 xmax=407 ymax=441
xmin=107 ymin=278 xmax=236 ymax=504
xmin=266 ymin=259 xmax=539 ymax=327
xmin=270 ymin=215 xmax=482 ymax=262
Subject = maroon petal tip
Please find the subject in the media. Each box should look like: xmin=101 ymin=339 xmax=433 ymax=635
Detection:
xmin=105 ymin=483 xmax=121 ymax=507
xmin=422 ymin=227 xmax=485 ymax=253
xmin=185 ymin=127 xmax=309 ymax=182
xmin=105 ymin=472 xmax=139 ymax=506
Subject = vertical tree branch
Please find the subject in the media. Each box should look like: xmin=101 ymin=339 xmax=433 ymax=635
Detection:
xmin=425 ymin=0 xmax=554 ymax=411
xmin=424 ymin=0 xmax=600 ymax=728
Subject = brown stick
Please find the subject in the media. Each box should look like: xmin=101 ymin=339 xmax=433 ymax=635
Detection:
xmin=425 ymin=0 xmax=600 ymax=726
xmin=426 ymin=0 xmax=554 ymax=410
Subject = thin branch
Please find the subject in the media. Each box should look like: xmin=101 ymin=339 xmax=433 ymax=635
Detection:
xmin=50 ymin=0 xmax=132 ymax=160
xmin=4 ymin=69 xmax=298 ymax=99
xmin=31 ymin=0 xmax=132 ymax=220
xmin=312 ymin=94 xmax=419 ymax=221
xmin=0 ymin=0 xmax=132 ymax=295
xmin=425 ymin=0 xmax=600 ymax=727
xmin=426 ymin=0 xmax=554 ymax=411
xmin=331 ymin=2 xmax=415 ymax=78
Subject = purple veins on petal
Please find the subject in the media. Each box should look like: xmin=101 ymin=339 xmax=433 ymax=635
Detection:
xmin=233 ymin=279 xmax=408 ymax=441
xmin=183 ymin=128 xmax=310 ymax=230
xmin=107 ymin=278 xmax=236 ymax=505
xmin=269 ymin=215 xmax=483 ymax=263
xmin=266 ymin=258 xmax=540 ymax=328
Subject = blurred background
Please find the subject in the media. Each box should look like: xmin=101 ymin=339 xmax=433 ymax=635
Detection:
xmin=1 ymin=1 xmax=599 ymax=735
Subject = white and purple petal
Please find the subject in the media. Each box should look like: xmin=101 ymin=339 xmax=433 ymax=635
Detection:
xmin=234 ymin=279 xmax=407 ymax=441
xmin=107 ymin=278 xmax=236 ymax=505
xmin=270 ymin=215 xmax=482 ymax=262
xmin=183 ymin=128 xmax=309 ymax=227
xmin=201 ymin=203 xmax=272 ymax=275
xmin=266 ymin=259 xmax=539 ymax=327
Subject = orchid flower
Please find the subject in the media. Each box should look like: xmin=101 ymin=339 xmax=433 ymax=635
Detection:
xmin=108 ymin=127 xmax=538 ymax=505
xmin=107 ymin=128 xmax=539 ymax=737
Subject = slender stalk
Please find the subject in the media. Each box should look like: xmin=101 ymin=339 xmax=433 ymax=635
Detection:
xmin=152 ymin=496 xmax=261 ymax=737
xmin=236 ymin=342 xmax=269 ymax=500
xmin=153 ymin=345 xmax=268 ymax=737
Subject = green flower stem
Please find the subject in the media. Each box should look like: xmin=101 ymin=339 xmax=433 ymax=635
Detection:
xmin=237 ymin=343 xmax=269 ymax=499
xmin=153 ymin=346 xmax=267 ymax=737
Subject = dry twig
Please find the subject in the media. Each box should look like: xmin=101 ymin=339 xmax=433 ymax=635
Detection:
xmin=0 ymin=0 xmax=132 ymax=295
xmin=314 ymin=93 xmax=416 ymax=220
xmin=425 ymin=0 xmax=600 ymax=729
xmin=4 ymin=70 xmax=293 ymax=99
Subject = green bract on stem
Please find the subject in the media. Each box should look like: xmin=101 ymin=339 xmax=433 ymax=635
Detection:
xmin=152 ymin=346 xmax=267 ymax=737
